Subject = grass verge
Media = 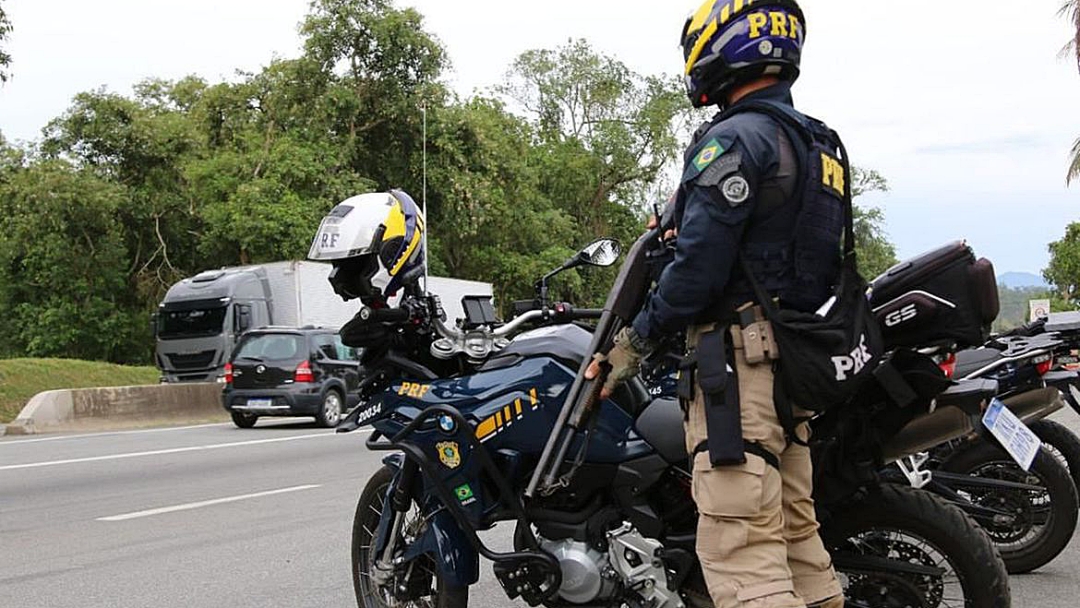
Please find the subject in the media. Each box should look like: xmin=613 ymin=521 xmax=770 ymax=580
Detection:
xmin=0 ymin=358 xmax=159 ymax=423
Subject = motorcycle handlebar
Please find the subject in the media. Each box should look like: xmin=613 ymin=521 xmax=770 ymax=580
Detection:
xmin=358 ymin=306 xmax=412 ymax=324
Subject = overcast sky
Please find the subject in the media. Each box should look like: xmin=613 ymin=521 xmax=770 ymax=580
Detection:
xmin=1 ymin=0 xmax=1078 ymax=275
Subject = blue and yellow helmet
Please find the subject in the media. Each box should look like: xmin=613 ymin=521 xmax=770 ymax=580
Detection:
xmin=308 ymin=190 xmax=426 ymax=302
xmin=681 ymin=0 xmax=805 ymax=108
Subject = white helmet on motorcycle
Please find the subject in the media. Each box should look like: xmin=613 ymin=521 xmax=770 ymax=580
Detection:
xmin=308 ymin=190 xmax=425 ymax=302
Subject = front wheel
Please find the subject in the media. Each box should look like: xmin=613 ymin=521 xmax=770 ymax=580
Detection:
xmin=822 ymin=484 xmax=1010 ymax=608
xmin=351 ymin=465 xmax=468 ymax=608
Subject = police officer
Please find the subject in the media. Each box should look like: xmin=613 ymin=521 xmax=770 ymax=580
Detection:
xmin=586 ymin=1 xmax=845 ymax=607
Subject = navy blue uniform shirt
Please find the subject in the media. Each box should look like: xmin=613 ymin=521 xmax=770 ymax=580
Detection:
xmin=632 ymin=83 xmax=801 ymax=341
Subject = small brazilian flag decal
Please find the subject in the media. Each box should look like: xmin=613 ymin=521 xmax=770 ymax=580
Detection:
xmin=694 ymin=139 xmax=723 ymax=171
xmin=454 ymin=484 xmax=474 ymax=502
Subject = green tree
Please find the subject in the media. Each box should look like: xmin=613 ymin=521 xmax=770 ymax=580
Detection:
xmin=1063 ymin=1 xmax=1080 ymax=183
xmin=1045 ymin=222 xmax=1080 ymax=308
xmin=851 ymin=167 xmax=898 ymax=278
xmin=494 ymin=39 xmax=689 ymax=306
xmin=0 ymin=161 xmax=148 ymax=362
xmin=501 ymin=39 xmax=688 ymax=228
xmin=0 ymin=2 xmax=12 ymax=84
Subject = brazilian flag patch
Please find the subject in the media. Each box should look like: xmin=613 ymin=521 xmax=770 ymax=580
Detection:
xmin=693 ymin=138 xmax=724 ymax=171
xmin=454 ymin=483 xmax=474 ymax=502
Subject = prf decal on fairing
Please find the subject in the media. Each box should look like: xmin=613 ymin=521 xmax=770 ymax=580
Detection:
xmin=475 ymin=388 xmax=541 ymax=443
xmin=397 ymin=383 xmax=431 ymax=398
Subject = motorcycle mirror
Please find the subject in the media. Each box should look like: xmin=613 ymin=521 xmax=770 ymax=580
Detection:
xmin=576 ymin=238 xmax=621 ymax=268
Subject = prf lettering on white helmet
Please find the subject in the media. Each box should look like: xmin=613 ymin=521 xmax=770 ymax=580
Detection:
xmin=832 ymin=334 xmax=872 ymax=381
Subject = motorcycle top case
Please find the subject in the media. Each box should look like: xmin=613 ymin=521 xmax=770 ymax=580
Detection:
xmin=868 ymin=241 xmax=999 ymax=350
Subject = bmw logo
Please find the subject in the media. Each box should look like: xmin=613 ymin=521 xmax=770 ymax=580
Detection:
xmin=437 ymin=415 xmax=456 ymax=433
xmin=255 ymin=365 xmax=266 ymax=374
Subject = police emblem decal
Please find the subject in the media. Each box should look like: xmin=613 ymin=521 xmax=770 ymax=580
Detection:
xmin=436 ymin=441 xmax=462 ymax=469
xmin=721 ymin=175 xmax=751 ymax=206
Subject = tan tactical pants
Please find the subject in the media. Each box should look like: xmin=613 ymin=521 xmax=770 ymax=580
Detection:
xmin=685 ymin=324 xmax=843 ymax=608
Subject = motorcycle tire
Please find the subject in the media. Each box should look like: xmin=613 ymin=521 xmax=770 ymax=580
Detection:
xmin=822 ymin=484 xmax=1010 ymax=608
xmin=351 ymin=465 xmax=469 ymax=608
xmin=1029 ymin=419 xmax=1080 ymax=491
xmin=939 ymin=443 xmax=1078 ymax=574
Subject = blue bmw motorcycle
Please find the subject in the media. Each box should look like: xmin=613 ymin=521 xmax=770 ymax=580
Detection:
xmin=340 ymin=233 xmax=1009 ymax=608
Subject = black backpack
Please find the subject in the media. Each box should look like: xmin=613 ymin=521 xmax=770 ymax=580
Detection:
xmin=722 ymin=99 xmax=884 ymax=416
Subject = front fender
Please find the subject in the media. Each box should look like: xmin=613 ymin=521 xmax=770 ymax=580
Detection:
xmin=373 ymin=461 xmax=480 ymax=588
xmin=403 ymin=506 xmax=479 ymax=587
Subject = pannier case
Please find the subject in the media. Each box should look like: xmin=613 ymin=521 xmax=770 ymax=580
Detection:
xmin=868 ymin=241 xmax=999 ymax=349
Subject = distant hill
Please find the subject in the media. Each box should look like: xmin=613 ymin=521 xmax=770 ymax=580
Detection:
xmin=998 ymin=272 xmax=1049 ymax=289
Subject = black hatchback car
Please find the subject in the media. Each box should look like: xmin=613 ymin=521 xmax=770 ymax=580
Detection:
xmin=222 ymin=327 xmax=361 ymax=428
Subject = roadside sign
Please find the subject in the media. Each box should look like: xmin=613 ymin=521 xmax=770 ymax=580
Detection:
xmin=1030 ymin=299 xmax=1051 ymax=322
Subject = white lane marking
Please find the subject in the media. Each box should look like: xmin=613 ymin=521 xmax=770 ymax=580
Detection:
xmin=0 ymin=423 xmax=234 ymax=446
xmin=97 ymin=485 xmax=322 ymax=521
xmin=0 ymin=430 xmax=369 ymax=472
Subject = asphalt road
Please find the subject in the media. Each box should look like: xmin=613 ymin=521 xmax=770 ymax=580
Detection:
xmin=3 ymin=414 xmax=1080 ymax=608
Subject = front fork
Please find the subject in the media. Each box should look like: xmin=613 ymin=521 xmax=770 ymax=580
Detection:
xmin=373 ymin=457 xmax=420 ymax=588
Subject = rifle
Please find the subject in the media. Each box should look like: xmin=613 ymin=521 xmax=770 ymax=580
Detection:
xmin=526 ymin=227 xmax=664 ymax=497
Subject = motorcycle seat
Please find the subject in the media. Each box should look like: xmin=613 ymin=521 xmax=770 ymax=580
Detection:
xmin=954 ymin=348 xmax=1003 ymax=378
xmin=634 ymin=397 xmax=688 ymax=465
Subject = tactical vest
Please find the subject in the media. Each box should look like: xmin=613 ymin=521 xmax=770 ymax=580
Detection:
xmin=719 ymin=99 xmax=847 ymax=313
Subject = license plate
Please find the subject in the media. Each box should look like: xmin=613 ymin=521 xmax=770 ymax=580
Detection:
xmin=246 ymin=398 xmax=273 ymax=408
xmin=982 ymin=398 xmax=1042 ymax=471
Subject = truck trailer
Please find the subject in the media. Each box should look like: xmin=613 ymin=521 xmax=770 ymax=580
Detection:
xmin=154 ymin=261 xmax=492 ymax=383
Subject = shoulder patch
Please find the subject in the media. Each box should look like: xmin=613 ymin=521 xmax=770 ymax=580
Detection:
xmin=720 ymin=175 xmax=751 ymax=206
xmin=692 ymin=138 xmax=724 ymax=172
xmin=698 ymin=151 xmax=742 ymax=187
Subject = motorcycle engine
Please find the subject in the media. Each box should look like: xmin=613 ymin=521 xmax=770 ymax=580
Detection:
xmin=539 ymin=537 xmax=618 ymax=604
xmin=538 ymin=525 xmax=684 ymax=607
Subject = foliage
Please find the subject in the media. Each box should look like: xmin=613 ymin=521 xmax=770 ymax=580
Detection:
xmin=1064 ymin=2 xmax=1080 ymax=183
xmin=850 ymin=167 xmax=898 ymax=279
xmin=0 ymin=161 xmax=149 ymax=362
xmin=0 ymin=358 xmax=160 ymax=423
xmin=0 ymin=1 xmax=11 ymax=84
xmin=1062 ymin=0 xmax=1080 ymax=73
xmin=1045 ymin=222 xmax=1080 ymax=308
xmin=0 ymin=0 xmax=900 ymax=364
xmin=995 ymin=286 xmax=1054 ymax=332
xmin=1069 ymin=137 xmax=1080 ymax=185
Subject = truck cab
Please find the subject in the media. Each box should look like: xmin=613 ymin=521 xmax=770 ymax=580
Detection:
xmin=155 ymin=268 xmax=271 ymax=383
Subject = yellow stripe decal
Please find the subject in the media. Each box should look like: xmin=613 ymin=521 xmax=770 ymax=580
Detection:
xmin=687 ymin=0 xmax=717 ymax=34
xmin=384 ymin=200 xmax=407 ymax=241
xmin=685 ymin=19 xmax=719 ymax=75
xmin=515 ymin=398 xmax=523 ymax=417
xmin=476 ymin=417 xmax=497 ymax=440
xmin=503 ymin=406 xmax=513 ymax=425
xmin=720 ymin=4 xmax=731 ymax=24
xmin=530 ymin=388 xmax=539 ymax=409
xmin=390 ymin=227 xmax=422 ymax=276
xmin=733 ymin=0 xmax=743 ymax=12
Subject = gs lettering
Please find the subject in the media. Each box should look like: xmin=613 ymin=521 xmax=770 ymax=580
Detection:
xmin=884 ymin=304 xmax=918 ymax=328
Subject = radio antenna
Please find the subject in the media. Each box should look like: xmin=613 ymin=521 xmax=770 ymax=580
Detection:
xmin=421 ymin=103 xmax=429 ymax=295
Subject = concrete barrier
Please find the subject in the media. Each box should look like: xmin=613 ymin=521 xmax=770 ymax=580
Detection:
xmin=6 ymin=383 xmax=226 ymax=435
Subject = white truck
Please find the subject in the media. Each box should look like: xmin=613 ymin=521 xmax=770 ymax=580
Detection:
xmin=154 ymin=261 xmax=492 ymax=383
